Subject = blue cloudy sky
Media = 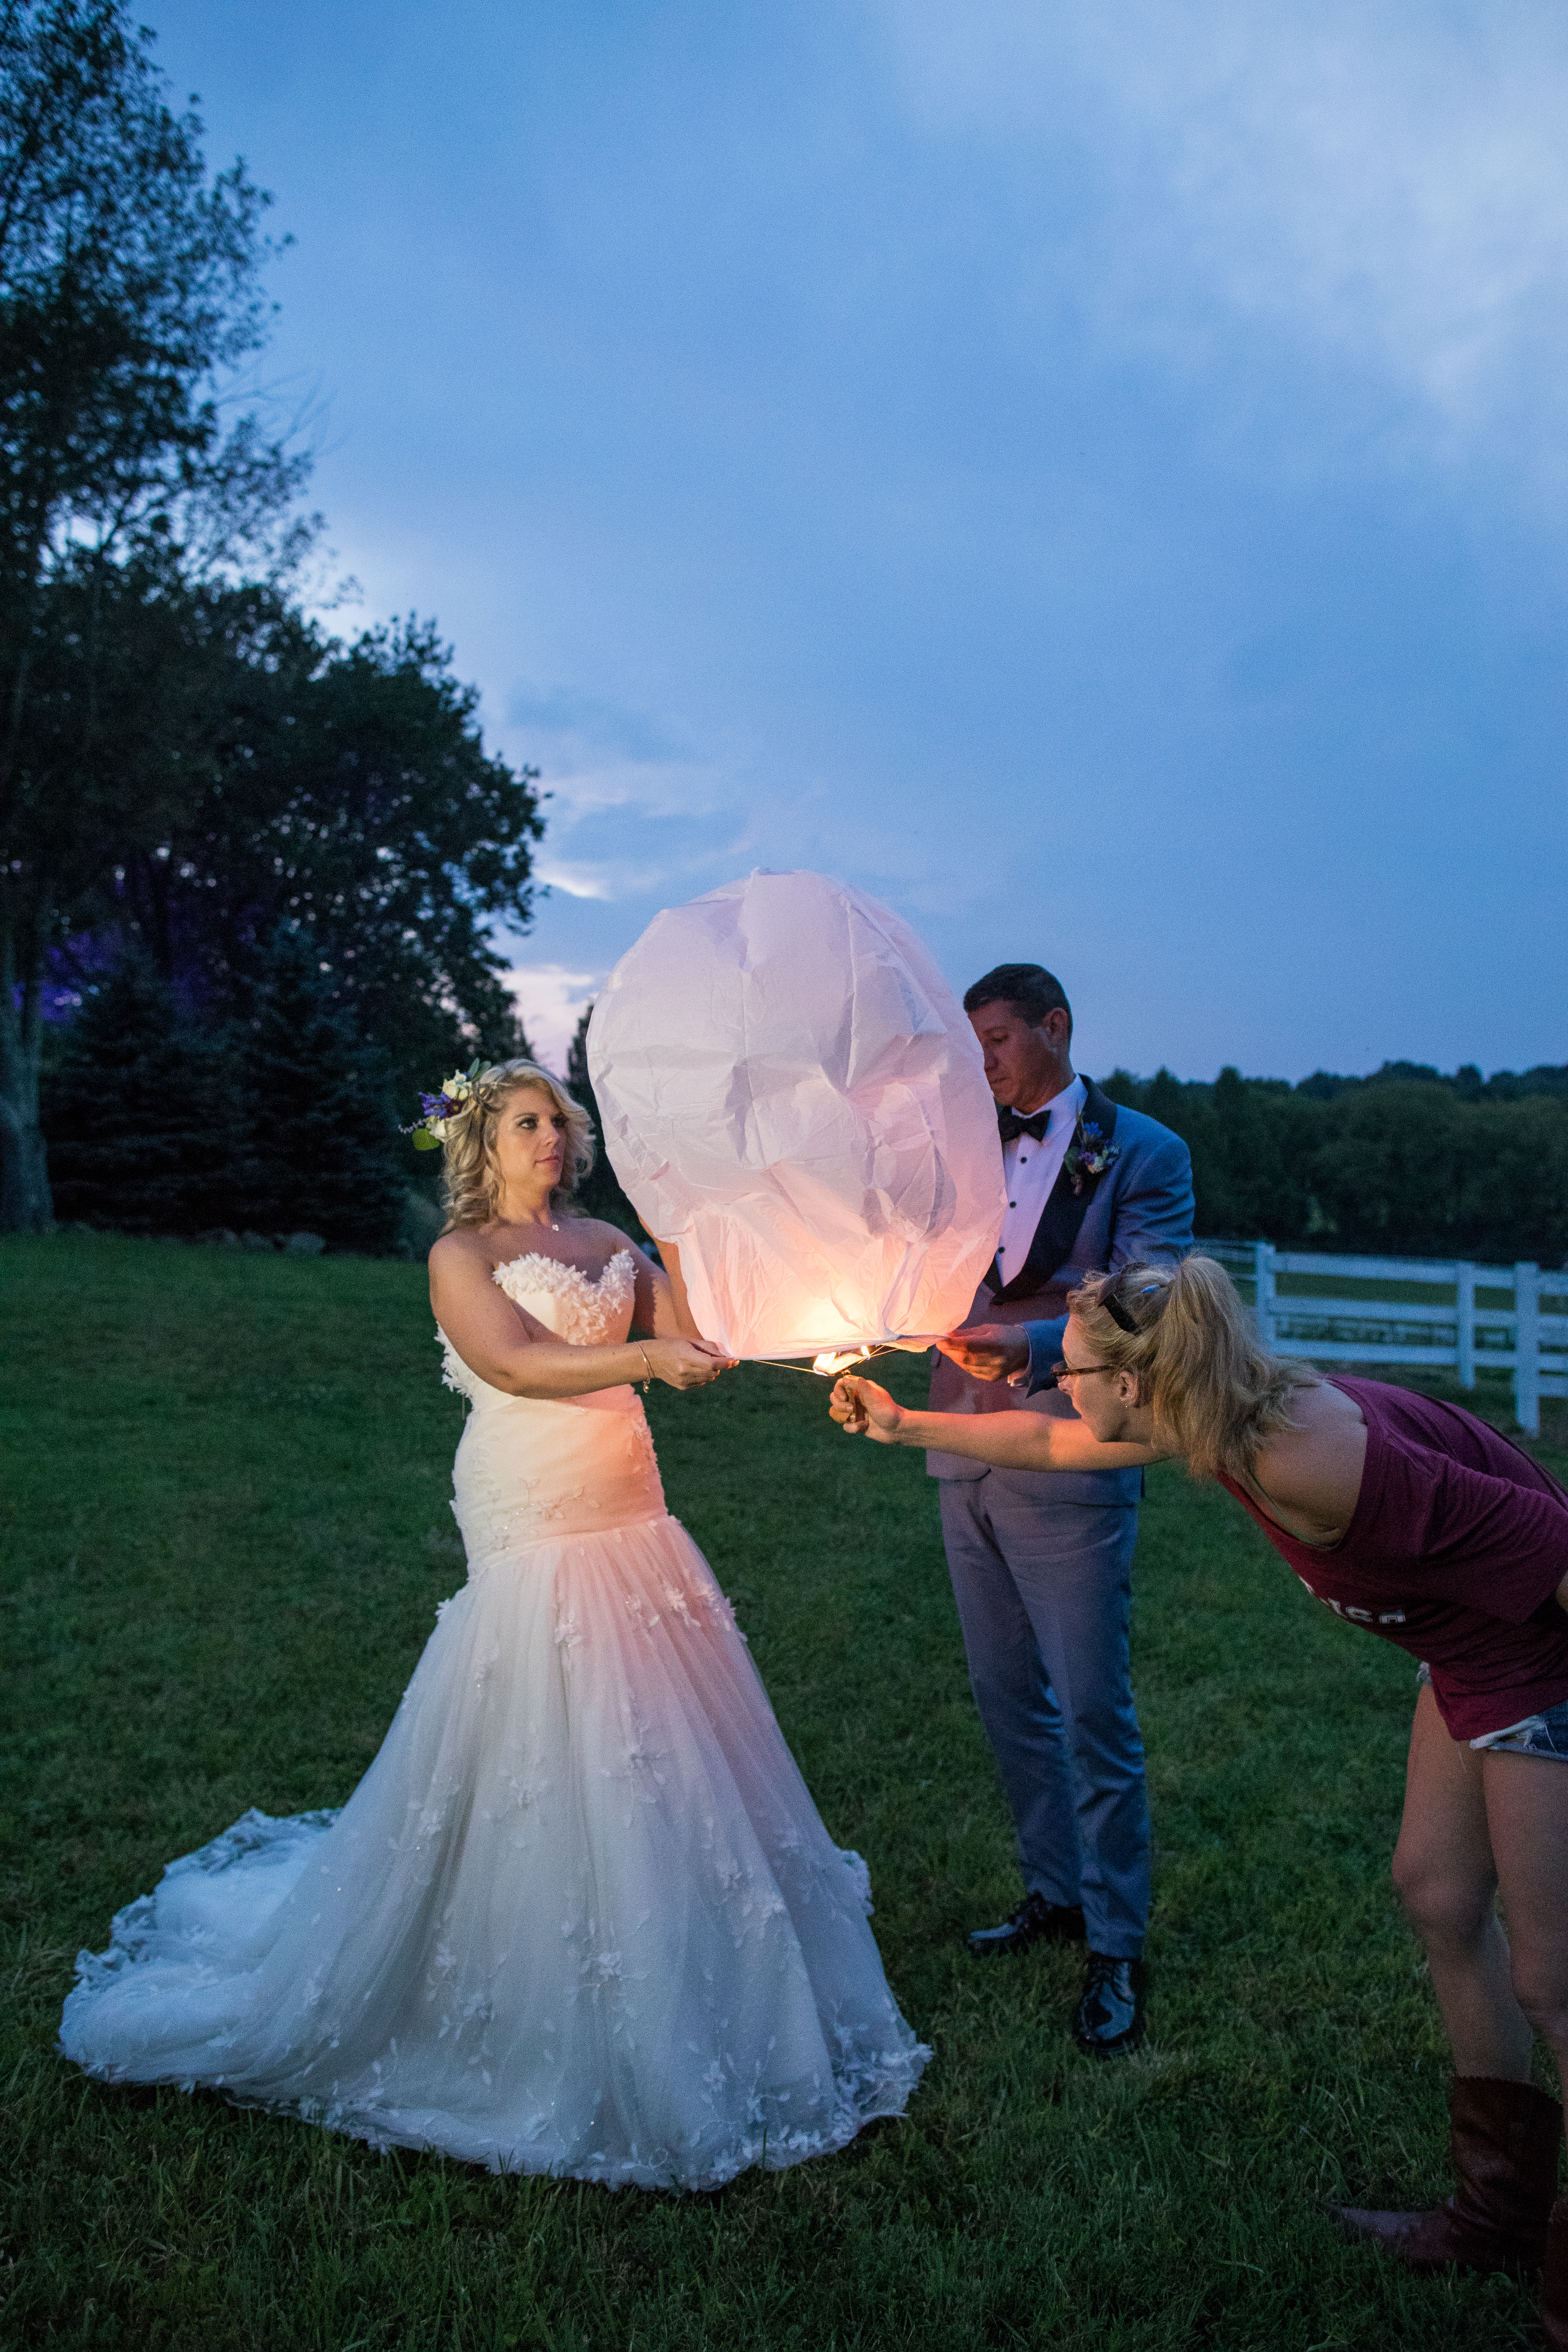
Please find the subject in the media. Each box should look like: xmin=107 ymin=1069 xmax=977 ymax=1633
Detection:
xmin=148 ymin=0 xmax=1567 ymax=1080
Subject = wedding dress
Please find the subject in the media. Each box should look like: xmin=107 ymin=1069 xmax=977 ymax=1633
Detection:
xmin=60 ymin=1248 xmax=928 ymax=2186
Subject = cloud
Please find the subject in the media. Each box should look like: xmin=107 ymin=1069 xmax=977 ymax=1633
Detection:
xmin=502 ymin=963 xmax=604 ymax=1073
xmin=532 ymin=858 xmax=615 ymax=901
xmin=525 ymin=763 xmax=758 ymax=906
xmin=874 ymin=0 xmax=1568 ymax=475
xmin=502 ymin=683 xmax=766 ymax=908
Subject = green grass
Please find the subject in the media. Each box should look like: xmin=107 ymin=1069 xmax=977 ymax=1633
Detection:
xmin=4 ymin=1234 xmax=1568 ymax=2352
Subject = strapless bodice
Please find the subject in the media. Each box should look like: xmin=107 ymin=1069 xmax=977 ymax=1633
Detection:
xmin=438 ymin=1248 xmax=665 ymax=1563
xmin=439 ymin=1248 xmax=640 ymax=1406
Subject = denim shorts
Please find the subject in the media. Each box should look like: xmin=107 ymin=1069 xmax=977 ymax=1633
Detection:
xmin=1417 ymin=1660 xmax=1568 ymax=1758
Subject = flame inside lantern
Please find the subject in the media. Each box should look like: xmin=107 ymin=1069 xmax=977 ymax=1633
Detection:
xmin=812 ymin=1348 xmax=872 ymax=1378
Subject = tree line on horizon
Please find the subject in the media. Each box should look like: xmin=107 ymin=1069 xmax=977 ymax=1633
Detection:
xmin=38 ymin=980 xmax=1568 ymax=1266
xmin=1104 ymin=1061 xmax=1568 ymax=1268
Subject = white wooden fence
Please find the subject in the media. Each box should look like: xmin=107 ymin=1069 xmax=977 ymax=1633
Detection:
xmin=1196 ymin=1241 xmax=1568 ymax=1436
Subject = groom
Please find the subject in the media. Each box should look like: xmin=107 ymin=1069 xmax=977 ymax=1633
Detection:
xmin=931 ymin=964 xmax=1193 ymax=2055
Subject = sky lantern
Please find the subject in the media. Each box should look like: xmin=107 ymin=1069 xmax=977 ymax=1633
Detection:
xmin=588 ymin=870 xmax=1005 ymax=1364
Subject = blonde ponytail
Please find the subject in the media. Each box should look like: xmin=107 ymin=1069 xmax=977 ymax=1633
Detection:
xmin=1067 ymin=1256 xmax=1315 ymax=1479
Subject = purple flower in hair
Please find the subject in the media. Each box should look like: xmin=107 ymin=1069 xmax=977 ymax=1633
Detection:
xmin=404 ymin=1059 xmax=485 ymax=1150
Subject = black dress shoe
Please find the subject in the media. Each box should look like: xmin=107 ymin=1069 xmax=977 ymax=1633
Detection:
xmin=967 ymin=1892 xmax=1086 ymax=1957
xmin=1072 ymin=1952 xmax=1148 ymax=2056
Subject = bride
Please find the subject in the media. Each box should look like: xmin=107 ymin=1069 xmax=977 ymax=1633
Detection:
xmin=60 ymin=1058 xmax=928 ymax=2187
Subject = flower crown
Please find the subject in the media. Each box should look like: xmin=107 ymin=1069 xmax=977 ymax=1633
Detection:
xmin=405 ymin=1058 xmax=486 ymax=1152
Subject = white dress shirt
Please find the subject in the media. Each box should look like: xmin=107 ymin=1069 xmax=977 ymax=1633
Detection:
xmin=993 ymin=1074 xmax=1087 ymax=1288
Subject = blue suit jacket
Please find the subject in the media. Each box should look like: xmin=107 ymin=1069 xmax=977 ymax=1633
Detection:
xmin=927 ymin=1076 xmax=1194 ymax=1501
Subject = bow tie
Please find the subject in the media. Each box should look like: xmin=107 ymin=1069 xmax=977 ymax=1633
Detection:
xmin=997 ymin=1106 xmax=1051 ymax=1144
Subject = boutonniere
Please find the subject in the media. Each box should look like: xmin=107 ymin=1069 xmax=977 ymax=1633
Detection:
xmin=1063 ymin=1118 xmax=1120 ymax=1196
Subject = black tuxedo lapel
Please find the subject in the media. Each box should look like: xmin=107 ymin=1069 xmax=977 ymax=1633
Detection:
xmin=986 ymin=1078 xmax=1121 ymax=1304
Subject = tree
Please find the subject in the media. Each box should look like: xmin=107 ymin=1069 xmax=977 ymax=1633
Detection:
xmin=236 ymin=928 xmax=407 ymax=1255
xmin=1304 ymin=1085 xmax=1568 ymax=1266
xmin=122 ymin=612 xmax=544 ymax=1109
xmin=1106 ymin=1064 xmax=1568 ymax=1263
xmin=566 ymin=1004 xmax=645 ymax=1235
xmin=0 ymin=2 xmax=300 ymax=579
xmin=41 ymin=928 xmax=418 ymax=1250
xmin=1 ymin=0 xmax=306 ymax=1228
xmin=42 ymin=942 xmax=243 ymax=1232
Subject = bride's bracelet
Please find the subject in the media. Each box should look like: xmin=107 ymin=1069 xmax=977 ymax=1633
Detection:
xmin=637 ymin=1346 xmax=654 ymax=1393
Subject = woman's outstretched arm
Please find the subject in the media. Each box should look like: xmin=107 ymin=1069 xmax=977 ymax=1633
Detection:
xmin=829 ymin=1375 xmax=1163 ymax=1473
xmin=430 ymin=1232 xmax=730 ymax=1397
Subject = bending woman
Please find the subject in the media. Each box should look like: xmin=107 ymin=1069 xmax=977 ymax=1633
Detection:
xmin=832 ymin=1255 xmax=1568 ymax=2340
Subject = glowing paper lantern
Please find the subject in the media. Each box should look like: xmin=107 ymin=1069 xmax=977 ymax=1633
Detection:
xmin=588 ymin=869 xmax=1005 ymax=1360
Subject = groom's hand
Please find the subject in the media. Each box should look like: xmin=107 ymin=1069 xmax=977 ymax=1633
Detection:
xmin=830 ymin=1375 xmax=905 ymax=1442
xmin=934 ymin=1323 xmax=1029 ymax=1382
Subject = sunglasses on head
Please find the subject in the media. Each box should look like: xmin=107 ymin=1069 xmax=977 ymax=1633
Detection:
xmin=1101 ymin=1277 xmax=1164 ymax=1333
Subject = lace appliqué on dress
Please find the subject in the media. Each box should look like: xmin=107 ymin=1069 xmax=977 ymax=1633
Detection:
xmin=492 ymin=1249 xmax=637 ymax=1347
xmin=438 ymin=1251 xmax=639 ymax=1405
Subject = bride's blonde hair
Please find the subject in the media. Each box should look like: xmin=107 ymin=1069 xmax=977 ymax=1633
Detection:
xmin=438 ymin=1060 xmax=596 ymax=1233
xmin=1067 ymin=1255 xmax=1316 ymax=1479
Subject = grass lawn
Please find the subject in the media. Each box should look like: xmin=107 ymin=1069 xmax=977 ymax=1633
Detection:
xmin=4 ymin=1233 xmax=1568 ymax=2351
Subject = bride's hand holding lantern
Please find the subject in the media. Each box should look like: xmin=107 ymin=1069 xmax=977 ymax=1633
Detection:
xmin=642 ymin=1335 xmax=735 ymax=1389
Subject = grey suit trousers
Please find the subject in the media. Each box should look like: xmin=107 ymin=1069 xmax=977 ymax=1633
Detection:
xmin=940 ymin=1472 xmax=1150 ymax=1958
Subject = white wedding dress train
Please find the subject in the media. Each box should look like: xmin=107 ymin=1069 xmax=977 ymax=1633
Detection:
xmin=60 ymin=1250 xmax=928 ymax=2187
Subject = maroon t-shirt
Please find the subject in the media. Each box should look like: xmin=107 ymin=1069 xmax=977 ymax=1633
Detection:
xmin=1217 ymin=1378 xmax=1568 ymax=1740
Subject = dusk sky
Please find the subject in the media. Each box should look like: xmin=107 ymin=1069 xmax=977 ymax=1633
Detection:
xmin=148 ymin=0 xmax=1568 ymax=1081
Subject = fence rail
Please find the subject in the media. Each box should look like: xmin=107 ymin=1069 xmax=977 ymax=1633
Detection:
xmin=1194 ymin=1240 xmax=1568 ymax=1435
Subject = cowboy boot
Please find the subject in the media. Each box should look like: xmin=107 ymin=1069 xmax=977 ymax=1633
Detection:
xmin=1539 ymin=2135 xmax=1568 ymax=2350
xmin=1335 ymin=2075 xmax=1561 ymax=2275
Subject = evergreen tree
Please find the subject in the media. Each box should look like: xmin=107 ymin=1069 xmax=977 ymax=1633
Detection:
xmin=237 ymin=930 xmax=404 ymax=1253
xmin=43 ymin=946 xmax=242 ymax=1231
xmin=565 ymin=1005 xmax=645 ymax=1236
